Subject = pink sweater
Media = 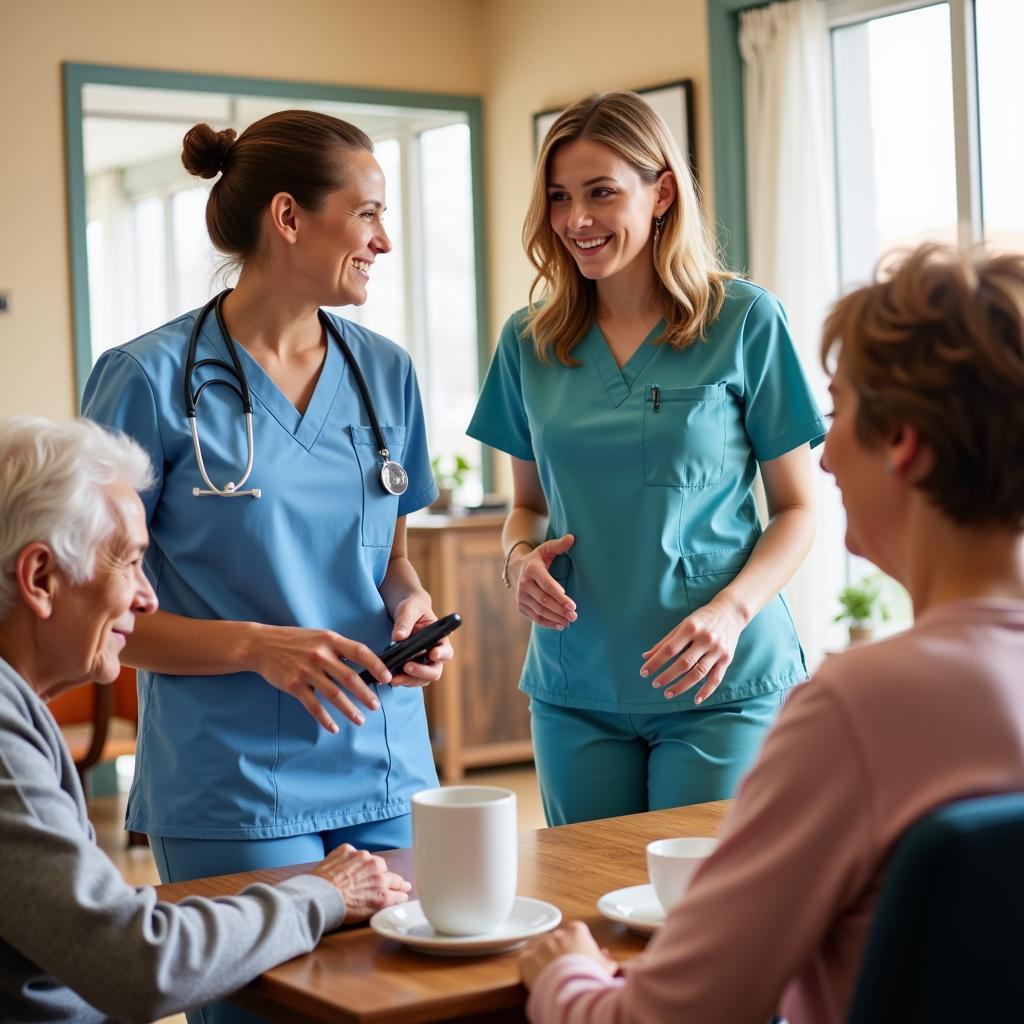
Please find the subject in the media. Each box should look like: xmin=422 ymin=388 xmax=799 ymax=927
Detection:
xmin=528 ymin=599 xmax=1024 ymax=1024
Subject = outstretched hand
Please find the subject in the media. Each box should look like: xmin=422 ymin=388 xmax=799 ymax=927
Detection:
xmin=508 ymin=533 xmax=578 ymax=630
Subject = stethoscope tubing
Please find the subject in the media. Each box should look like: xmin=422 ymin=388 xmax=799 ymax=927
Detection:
xmin=183 ymin=289 xmax=405 ymax=499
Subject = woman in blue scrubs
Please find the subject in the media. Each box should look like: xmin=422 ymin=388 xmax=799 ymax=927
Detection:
xmin=84 ymin=111 xmax=449 ymax=1022
xmin=468 ymin=92 xmax=826 ymax=826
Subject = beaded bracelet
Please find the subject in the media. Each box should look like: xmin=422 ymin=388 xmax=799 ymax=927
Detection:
xmin=501 ymin=539 xmax=534 ymax=588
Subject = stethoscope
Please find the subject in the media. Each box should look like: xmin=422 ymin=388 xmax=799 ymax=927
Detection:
xmin=184 ymin=289 xmax=409 ymax=500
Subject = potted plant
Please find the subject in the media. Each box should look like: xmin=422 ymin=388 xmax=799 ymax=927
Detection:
xmin=430 ymin=454 xmax=472 ymax=512
xmin=834 ymin=574 xmax=891 ymax=644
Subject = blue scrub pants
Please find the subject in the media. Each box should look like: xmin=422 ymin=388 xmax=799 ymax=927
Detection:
xmin=530 ymin=692 xmax=786 ymax=826
xmin=150 ymin=814 xmax=412 ymax=1024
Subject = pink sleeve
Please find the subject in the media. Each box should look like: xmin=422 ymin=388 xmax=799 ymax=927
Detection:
xmin=530 ymin=676 xmax=877 ymax=1023
xmin=528 ymin=955 xmax=627 ymax=1024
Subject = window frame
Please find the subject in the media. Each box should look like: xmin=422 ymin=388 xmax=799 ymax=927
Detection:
xmin=707 ymin=0 xmax=982 ymax=270
xmin=64 ymin=62 xmax=492 ymax=488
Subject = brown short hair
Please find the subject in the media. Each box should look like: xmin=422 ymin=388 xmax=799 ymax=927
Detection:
xmin=822 ymin=243 xmax=1024 ymax=529
xmin=181 ymin=110 xmax=373 ymax=265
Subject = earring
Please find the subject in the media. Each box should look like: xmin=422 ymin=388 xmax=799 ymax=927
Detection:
xmin=653 ymin=214 xmax=666 ymax=245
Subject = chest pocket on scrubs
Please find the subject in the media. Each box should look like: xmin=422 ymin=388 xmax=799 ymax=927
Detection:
xmin=642 ymin=382 xmax=727 ymax=489
xmin=350 ymin=424 xmax=406 ymax=548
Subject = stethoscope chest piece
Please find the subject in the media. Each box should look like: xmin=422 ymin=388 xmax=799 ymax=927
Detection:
xmin=185 ymin=291 xmax=409 ymax=501
xmin=380 ymin=457 xmax=409 ymax=496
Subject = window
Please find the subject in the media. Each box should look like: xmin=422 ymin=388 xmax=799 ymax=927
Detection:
xmin=976 ymin=0 xmax=1024 ymax=250
xmin=828 ymin=0 xmax=1023 ymax=617
xmin=830 ymin=0 xmax=1024 ymax=278
xmin=79 ymin=80 xmax=484 ymax=494
xmin=831 ymin=3 xmax=959 ymax=289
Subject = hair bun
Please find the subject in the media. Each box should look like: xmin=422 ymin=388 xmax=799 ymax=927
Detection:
xmin=181 ymin=123 xmax=237 ymax=179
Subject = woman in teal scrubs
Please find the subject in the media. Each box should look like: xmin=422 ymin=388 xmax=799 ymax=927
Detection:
xmin=84 ymin=112 xmax=450 ymax=1023
xmin=468 ymin=92 xmax=826 ymax=826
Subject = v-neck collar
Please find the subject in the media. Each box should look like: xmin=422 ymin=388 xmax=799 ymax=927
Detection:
xmin=199 ymin=313 xmax=346 ymax=451
xmin=581 ymin=319 xmax=664 ymax=407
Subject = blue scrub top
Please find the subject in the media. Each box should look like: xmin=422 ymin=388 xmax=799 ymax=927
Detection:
xmin=83 ymin=307 xmax=439 ymax=839
xmin=467 ymin=279 xmax=827 ymax=713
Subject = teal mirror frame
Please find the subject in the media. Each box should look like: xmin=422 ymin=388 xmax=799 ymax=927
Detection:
xmin=62 ymin=62 xmax=492 ymax=488
xmin=707 ymin=0 xmax=771 ymax=272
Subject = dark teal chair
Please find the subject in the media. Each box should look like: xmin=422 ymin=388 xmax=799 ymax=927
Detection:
xmin=847 ymin=792 xmax=1024 ymax=1023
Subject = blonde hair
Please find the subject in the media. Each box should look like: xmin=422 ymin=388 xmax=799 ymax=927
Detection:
xmin=0 ymin=417 xmax=154 ymax=619
xmin=821 ymin=244 xmax=1024 ymax=529
xmin=522 ymin=91 xmax=732 ymax=365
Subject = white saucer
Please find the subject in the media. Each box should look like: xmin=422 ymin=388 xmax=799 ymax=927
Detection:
xmin=370 ymin=897 xmax=562 ymax=956
xmin=597 ymin=884 xmax=666 ymax=936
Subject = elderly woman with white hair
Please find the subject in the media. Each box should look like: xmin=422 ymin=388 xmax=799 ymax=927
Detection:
xmin=0 ymin=416 xmax=410 ymax=1023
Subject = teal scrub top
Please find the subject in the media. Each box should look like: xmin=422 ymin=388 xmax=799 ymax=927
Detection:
xmin=83 ymin=308 xmax=439 ymax=839
xmin=467 ymin=279 xmax=827 ymax=713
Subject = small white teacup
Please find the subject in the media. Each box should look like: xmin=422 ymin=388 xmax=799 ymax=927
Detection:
xmin=646 ymin=837 xmax=719 ymax=913
xmin=413 ymin=785 xmax=517 ymax=936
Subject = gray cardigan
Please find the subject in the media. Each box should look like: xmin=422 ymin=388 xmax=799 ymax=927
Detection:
xmin=0 ymin=657 xmax=345 ymax=1023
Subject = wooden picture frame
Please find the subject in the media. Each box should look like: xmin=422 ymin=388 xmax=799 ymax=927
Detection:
xmin=532 ymin=79 xmax=696 ymax=178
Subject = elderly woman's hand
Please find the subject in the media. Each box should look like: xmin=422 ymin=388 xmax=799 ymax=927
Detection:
xmin=519 ymin=921 xmax=618 ymax=989
xmin=311 ymin=844 xmax=411 ymax=923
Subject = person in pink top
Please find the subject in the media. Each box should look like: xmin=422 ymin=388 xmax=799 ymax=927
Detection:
xmin=519 ymin=242 xmax=1024 ymax=1024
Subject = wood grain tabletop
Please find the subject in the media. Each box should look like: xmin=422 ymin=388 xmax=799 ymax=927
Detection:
xmin=156 ymin=801 xmax=729 ymax=1023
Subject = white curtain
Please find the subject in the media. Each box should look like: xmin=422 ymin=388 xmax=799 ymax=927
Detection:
xmin=739 ymin=0 xmax=846 ymax=670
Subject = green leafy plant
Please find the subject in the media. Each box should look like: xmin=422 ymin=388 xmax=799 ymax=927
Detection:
xmin=834 ymin=573 xmax=892 ymax=628
xmin=430 ymin=454 xmax=472 ymax=492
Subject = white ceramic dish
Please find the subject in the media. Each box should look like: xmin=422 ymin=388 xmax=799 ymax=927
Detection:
xmin=370 ymin=896 xmax=561 ymax=957
xmin=596 ymin=883 xmax=666 ymax=936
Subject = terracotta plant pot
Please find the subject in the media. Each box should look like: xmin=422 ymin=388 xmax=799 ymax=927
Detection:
xmin=848 ymin=625 xmax=875 ymax=645
xmin=430 ymin=487 xmax=453 ymax=512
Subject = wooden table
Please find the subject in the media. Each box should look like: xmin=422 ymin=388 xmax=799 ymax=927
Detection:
xmin=157 ymin=802 xmax=728 ymax=1023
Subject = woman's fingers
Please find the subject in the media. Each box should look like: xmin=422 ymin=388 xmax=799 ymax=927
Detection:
xmin=692 ymin=663 xmax=729 ymax=705
xmin=525 ymin=566 xmax=577 ymax=616
xmin=520 ymin=594 xmax=572 ymax=629
xmin=385 ymin=870 xmax=412 ymax=895
xmin=520 ymin=571 xmax=576 ymax=621
xmin=662 ymin=650 xmax=716 ymax=699
xmin=640 ymin=621 xmax=697 ymax=679
xmin=334 ymin=636 xmax=393 ymax=686
xmin=389 ymin=632 xmax=455 ymax=687
xmin=390 ymin=659 xmax=443 ymax=687
xmin=293 ymin=687 xmax=344 ymax=733
xmin=311 ymin=675 xmax=368 ymax=724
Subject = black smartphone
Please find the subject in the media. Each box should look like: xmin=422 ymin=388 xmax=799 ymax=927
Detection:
xmin=359 ymin=613 xmax=462 ymax=683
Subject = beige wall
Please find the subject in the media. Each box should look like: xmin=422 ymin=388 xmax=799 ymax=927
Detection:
xmin=0 ymin=0 xmax=486 ymax=419
xmin=481 ymin=0 xmax=713 ymax=335
xmin=0 ymin=0 xmax=712 ymax=422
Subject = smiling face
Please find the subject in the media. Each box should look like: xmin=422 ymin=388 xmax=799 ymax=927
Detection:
xmin=48 ymin=482 xmax=157 ymax=690
xmin=547 ymin=138 xmax=669 ymax=285
xmin=295 ymin=147 xmax=392 ymax=307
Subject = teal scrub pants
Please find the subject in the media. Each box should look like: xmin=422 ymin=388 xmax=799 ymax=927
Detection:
xmin=150 ymin=814 xmax=412 ymax=1024
xmin=530 ymin=692 xmax=787 ymax=826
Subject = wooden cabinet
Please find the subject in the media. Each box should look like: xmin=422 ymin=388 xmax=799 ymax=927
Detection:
xmin=406 ymin=513 xmax=533 ymax=781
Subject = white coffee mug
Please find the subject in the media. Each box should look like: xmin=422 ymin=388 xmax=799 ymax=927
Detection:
xmin=646 ymin=836 xmax=719 ymax=913
xmin=412 ymin=785 xmax=517 ymax=935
